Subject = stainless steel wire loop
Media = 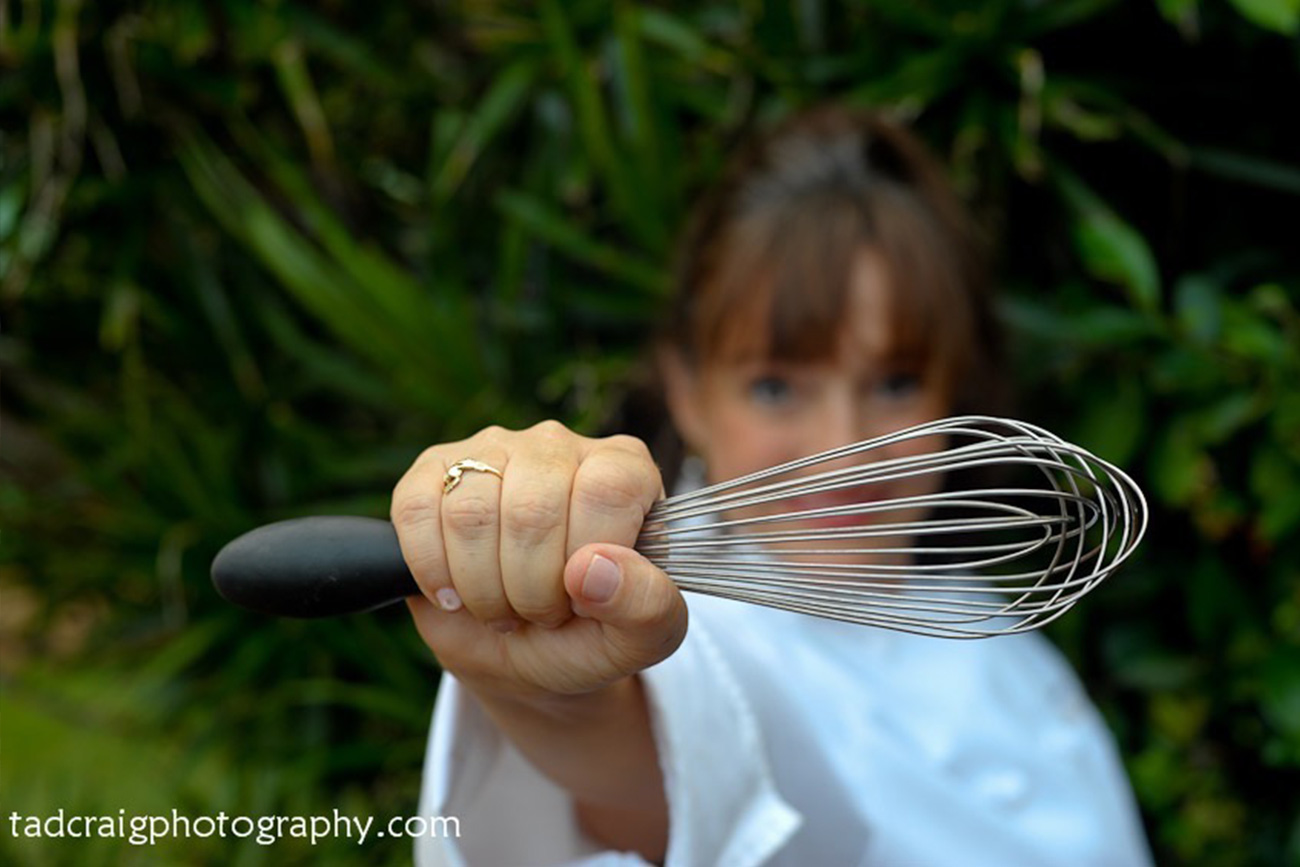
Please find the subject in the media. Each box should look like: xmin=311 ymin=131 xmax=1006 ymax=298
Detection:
xmin=635 ymin=415 xmax=1147 ymax=639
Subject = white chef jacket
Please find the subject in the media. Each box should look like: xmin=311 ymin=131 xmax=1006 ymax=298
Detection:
xmin=413 ymin=591 xmax=1152 ymax=867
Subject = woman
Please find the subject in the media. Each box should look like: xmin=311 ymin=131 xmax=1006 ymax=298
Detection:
xmin=395 ymin=106 xmax=1152 ymax=866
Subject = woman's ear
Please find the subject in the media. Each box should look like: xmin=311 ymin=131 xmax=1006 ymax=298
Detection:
xmin=657 ymin=347 xmax=708 ymax=454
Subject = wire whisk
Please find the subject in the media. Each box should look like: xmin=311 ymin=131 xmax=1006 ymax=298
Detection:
xmin=211 ymin=415 xmax=1146 ymax=638
xmin=635 ymin=415 xmax=1146 ymax=638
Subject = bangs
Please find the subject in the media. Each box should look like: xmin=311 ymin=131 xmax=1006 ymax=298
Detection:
xmin=690 ymin=187 xmax=974 ymax=388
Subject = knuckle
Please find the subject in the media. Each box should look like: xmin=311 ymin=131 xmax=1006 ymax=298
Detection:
xmin=391 ymin=494 xmax=441 ymax=530
xmin=574 ymin=459 xmax=653 ymax=516
xmin=473 ymin=425 xmax=509 ymax=447
xmin=503 ymin=491 xmax=566 ymax=541
xmin=442 ymin=494 xmax=497 ymax=538
xmin=606 ymin=433 xmax=653 ymax=461
xmin=525 ymin=420 xmax=580 ymax=462
xmin=529 ymin=419 xmax=569 ymax=440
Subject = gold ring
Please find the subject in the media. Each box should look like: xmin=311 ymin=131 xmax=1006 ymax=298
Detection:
xmin=443 ymin=458 xmax=504 ymax=494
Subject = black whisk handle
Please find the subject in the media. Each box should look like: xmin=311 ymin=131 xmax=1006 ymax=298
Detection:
xmin=211 ymin=517 xmax=418 ymax=617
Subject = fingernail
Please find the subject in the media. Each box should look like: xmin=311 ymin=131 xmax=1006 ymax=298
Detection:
xmin=435 ymin=587 xmax=463 ymax=612
xmin=582 ymin=554 xmax=621 ymax=603
xmin=489 ymin=618 xmax=520 ymax=634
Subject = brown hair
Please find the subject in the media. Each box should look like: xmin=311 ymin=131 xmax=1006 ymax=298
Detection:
xmin=660 ymin=105 xmax=1004 ymax=412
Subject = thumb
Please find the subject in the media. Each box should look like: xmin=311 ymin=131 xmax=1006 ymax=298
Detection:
xmin=564 ymin=543 xmax=689 ymax=671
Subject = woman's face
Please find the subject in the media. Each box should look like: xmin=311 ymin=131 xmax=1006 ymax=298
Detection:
xmin=665 ymin=249 xmax=951 ymax=559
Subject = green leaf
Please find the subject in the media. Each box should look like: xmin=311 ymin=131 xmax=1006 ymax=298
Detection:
xmin=1150 ymin=692 xmax=1210 ymax=744
xmin=1062 ymin=305 xmax=1159 ymax=345
xmin=1149 ymin=423 xmax=1210 ymax=506
xmin=862 ymin=0 xmax=966 ymax=39
xmin=1191 ymin=146 xmax=1300 ymax=195
xmin=1073 ymin=210 xmax=1161 ymax=311
xmin=1021 ymin=0 xmax=1123 ymax=36
xmin=254 ymin=296 xmax=400 ymax=412
xmin=1251 ymin=444 xmax=1300 ymax=540
xmin=179 ymin=138 xmax=394 ymax=349
xmin=495 ymin=188 xmax=665 ymax=294
xmin=1106 ymin=639 xmax=1200 ymax=690
xmin=0 ymin=181 xmax=22 ymax=242
xmin=635 ymin=6 xmax=734 ymax=78
xmin=1072 ymin=374 xmax=1145 ymax=465
xmin=1187 ymin=556 xmax=1250 ymax=644
xmin=185 ymin=234 xmax=267 ymax=401
xmin=611 ymin=2 xmax=667 ymax=225
xmin=232 ymin=123 xmax=469 ymax=348
xmin=282 ymin=5 xmax=404 ymax=89
xmin=1131 ymin=745 xmax=1187 ymax=809
xmin=272 ymin=38 xmax=336 ymax=169
xmin=431 ymin=57 xmax=540 ymax=203
xmin=1155 ymin=0 xmax=1201 ymax=37
xmin=1056 ymin=167 xmax=1162 ymax=313
xmin=539 ymin=0 xmax=662 ymax=249
xmin=999 ymin=294 xmax=1071 ymax=341
xmin=178 ymin=132 xmax=479 ymax=415
xmin=1192 ymin=391 xmax=1263 ymax=445
xmin=850 ymin=47 xmax=964 ymax=108
xmin=1260 ymin=648 xmax=1300 ymax=739
xmin=1222 ymin=305 xmax=1289 ymax=363
xmin=99 ymin=280 xmax=141 ymax=351
xmin=1043 ymin=89 xmax=1123 ymax=142
xmin=1174 ymin=274 xmax=1222 ymax=344
xmin=1226 ymin=0 xmax=1300 ymax=34
xmin=1250 ymin=282 xmax=1298 ymax=320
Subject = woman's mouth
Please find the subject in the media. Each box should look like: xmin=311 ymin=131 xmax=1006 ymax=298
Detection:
xmin=781 ymin=485 xmax=893 ymax=529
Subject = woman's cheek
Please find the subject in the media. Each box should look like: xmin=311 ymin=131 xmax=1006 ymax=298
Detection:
xmin=709 ymin=416 xmax=791 ymax=481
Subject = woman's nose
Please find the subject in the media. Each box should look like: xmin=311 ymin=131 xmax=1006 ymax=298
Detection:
xmin=805 ymin=394 xmax=868 ymax=454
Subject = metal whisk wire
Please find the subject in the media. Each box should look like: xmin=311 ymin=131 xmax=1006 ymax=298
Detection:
xmin=636 ymin=415 xmax=1147 ymax=638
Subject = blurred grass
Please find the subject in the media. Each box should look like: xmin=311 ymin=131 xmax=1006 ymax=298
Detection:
xmin=3 ymin=0 xmax=1299 ymax=863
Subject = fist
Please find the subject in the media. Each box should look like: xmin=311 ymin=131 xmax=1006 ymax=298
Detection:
xmin=391 ymin=421 xmax=689 ymax=699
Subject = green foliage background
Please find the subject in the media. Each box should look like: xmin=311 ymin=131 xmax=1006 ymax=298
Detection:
xmin=2 ymin=0 xmax=1298 ymax=864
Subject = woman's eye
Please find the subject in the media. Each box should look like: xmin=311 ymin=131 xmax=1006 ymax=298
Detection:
xmin=748 ymin=375 xmax=794 ymax=405
xmin=878 ymin=372 xmax=921 ymax=399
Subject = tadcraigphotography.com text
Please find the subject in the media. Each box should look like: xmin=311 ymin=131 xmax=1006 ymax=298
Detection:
xmin=7 ymin=808 xmax=460 ymax=847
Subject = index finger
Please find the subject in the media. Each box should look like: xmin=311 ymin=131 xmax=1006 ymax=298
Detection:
xmin=391 ymin=449 xmax=460 ymax=612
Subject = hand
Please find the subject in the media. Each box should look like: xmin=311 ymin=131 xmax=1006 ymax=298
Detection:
xmin=392 ymin=421 xmax=689 ymax=702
